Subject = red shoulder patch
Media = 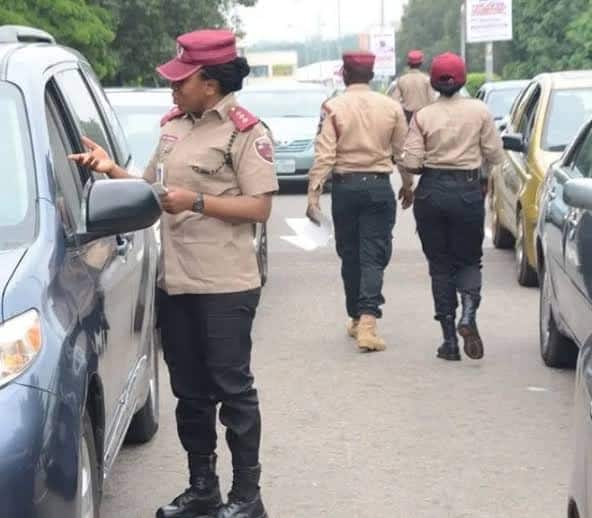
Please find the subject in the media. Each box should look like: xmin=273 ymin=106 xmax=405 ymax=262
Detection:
xmin=160 ymin=106 xmax=184 ymax=127
xmin=229 ymin=106 xmax=259 ymax=132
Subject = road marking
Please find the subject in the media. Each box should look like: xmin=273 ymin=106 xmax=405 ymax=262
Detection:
xmin=527 ymin=386 xmax=549 ymax=393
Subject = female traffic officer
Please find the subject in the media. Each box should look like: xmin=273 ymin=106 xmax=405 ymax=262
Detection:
xmin=70 ymin=29 xmax=277 ymax=518
xmin=401 ymin=53 xmax=504 ymax=362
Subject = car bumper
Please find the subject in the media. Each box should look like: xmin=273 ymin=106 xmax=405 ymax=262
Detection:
xmin=0 ymin=383 xmax=80 ymax=518
xmin=275 ymin=151 xmax=313 ymax=182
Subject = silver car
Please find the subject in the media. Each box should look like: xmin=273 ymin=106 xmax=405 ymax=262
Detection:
xmin=237 ymin=81 xmax=330 ymax=186
xmin=106 ymin=87 xmax=269 ymax=285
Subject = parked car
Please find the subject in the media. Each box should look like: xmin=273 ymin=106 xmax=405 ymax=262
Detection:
xmin=536 ymin=119 xmax=592 ymax=517
xmin=475 ymin=80 xmax=529 ymax=130
xmin=236 ymin=81 xmax=330 ymax=187
xmin=490 ymin=71 xmax=592 ymax=286
xmin=0 ymin=25 xmax=161 ymax=517
xmin=107 ymin=87 xmax=269 ymax=285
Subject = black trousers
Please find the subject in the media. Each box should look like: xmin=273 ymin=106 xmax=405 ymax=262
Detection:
xmin=331 ymin=174 xmax=396 ymax=319
xmin=159 ymin=288 xmax=261 ymax=469
xmin=413 ymin=169 xmax=485 ymax=320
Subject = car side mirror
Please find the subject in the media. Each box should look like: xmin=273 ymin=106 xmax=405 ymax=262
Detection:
xmin=78 ymin=179 xmax=161 ymax=244
xmin=563 ymin=178 xmax=592 ymax=211
xmin=502 ymin=133 xmax=525 ymax=153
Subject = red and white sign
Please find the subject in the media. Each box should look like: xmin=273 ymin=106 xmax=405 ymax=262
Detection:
xmin=369 ymin=28 xmax=396 ymax=77
xmin=466 ymin=0 xmax=513 ymax=43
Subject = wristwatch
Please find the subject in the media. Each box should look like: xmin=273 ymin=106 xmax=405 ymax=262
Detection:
xmin=192 ymin=192 xmax=205 ymax=213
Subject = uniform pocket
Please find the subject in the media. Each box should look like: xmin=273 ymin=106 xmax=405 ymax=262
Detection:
xmin=460 ymin=189 xmax=483 ymax=204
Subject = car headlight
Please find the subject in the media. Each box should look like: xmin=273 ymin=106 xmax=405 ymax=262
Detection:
xmin=0 ymin=310 xmax=42 ymax=387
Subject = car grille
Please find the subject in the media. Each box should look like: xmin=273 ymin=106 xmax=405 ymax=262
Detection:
xmin=275 ymin=139 xmax=312 ymax=153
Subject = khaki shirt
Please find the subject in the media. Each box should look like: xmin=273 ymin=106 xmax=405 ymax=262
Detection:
xmin=402 ymin=94 xmax=504 ymax=171
xmin=308 ymin=84 xmax=412 ymax=198
xmin=144 ymin=94 xmax=278 ymax=295
xmin=391 ymin=69 xmax=435 ymax=113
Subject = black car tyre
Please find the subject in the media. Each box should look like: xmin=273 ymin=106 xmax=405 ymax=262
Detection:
xmin=491 ymin=187 xmax=514 ymax=249
xmin=516 ymin=211 xmax=539 ymax=287
xmin=539 ymin=263 xmax=578 ymax=368
xmin=79 ymin=411 xmax=99 ymax=518
xmin=126 ymin=329 xmax=160 ymax=443
xmin=255 ymin=223 xmax=268 ymax=287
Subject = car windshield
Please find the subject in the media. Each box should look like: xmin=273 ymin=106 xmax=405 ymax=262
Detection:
xmin=109 ymin=104 xmax=165 ymax=170
xmin=543 ymin=88 xmax=592 ymax=152
xmin=486 ymin=88 xmax=523 ymax=120
xmin=0 ymin=82 xmax=36 ymax=250
xmin=237 ymin=90 xmax=327 ymax=118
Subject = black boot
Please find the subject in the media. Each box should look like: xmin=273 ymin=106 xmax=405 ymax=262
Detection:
xmin=437 ymin=315 xmax=461 ymax=361
xmin=217 ymin=465 xmax=268 ymax=518
xmin=157 ymin=454 xmax=222 ymax=518
xmin=457 ymin=292 xmax=484 ymax=360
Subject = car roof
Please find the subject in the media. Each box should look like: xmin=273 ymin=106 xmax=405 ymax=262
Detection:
xmin=240 ymin=81 xmax=330 ymax=93
xmin=535 ymin=70 xmax=592 ymax=90
xmin=105 ymin=87 xmax=173 ymax=107
xmin=479 ymin=80 xmax=529 ymax=93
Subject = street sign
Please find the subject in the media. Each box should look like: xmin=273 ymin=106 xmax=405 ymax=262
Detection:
xmin=369 ymin=28 xmax=396 ymax=77
xmin=466 ymin=0 xmax=513 ymax=43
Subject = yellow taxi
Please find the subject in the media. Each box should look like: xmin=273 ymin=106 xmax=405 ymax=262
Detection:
xmin=490 ymin=71 xmax=592 ymax=286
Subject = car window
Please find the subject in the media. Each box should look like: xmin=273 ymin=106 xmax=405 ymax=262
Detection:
xmin=542 ymin=89 xmax=592 ymax=152
xmin=486 ymin=88 xmax=524 ymax=120
xmin=54 ymin=69 xmax=114 ymax=158
xmin=517 ymin=87 xmax=540 ymax=143
xmin=237 ymin=90 xmax=328 ymax=118
xmin=81 ymin=64 xmax=131 ymax=167
xmin=511 ymin=82 xmax=537 ymax=128
xmin=45 ymin=93 xmax=83 ymax=233
xmin=0 ymin=82 xmax=36 ymax=249
xmin=571 ymin=128 xmax=592 ymax=179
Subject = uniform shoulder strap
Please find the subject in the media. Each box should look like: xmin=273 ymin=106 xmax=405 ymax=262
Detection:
xmin=160 ymin=106 xmax=184 ymax=127
xmin=228 ymin=105 xmax=259 ymax=132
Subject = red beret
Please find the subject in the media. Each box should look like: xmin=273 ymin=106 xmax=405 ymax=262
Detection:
xmin=407 ymin=50 xmax=424 ymax=66
xmin=157 ymin=29 xmax=238 ymax=82
xmin=342 ymin=51 xmax=375 ymax=72
xmin=430 ymin=52 xmax=466 ymax=87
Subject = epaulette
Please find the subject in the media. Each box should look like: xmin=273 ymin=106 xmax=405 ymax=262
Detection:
xmin=229 ymin=105 xmax=259 ymax=132
xmin=160 ymin=106 xmax=184 ymax=127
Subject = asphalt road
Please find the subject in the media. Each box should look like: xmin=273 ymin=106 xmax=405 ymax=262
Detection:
xmin=102 ymin=180 xmax=576 ymax=518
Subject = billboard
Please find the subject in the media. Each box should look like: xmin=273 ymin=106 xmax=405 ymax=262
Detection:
xmin=369 ymin=28 xmax=396 ymax=77
xmin=466 ymin=0 xmax=513 ymax=43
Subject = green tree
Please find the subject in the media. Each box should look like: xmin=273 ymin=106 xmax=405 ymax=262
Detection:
xmin=0 ymin=0 xmax=117 ymax=78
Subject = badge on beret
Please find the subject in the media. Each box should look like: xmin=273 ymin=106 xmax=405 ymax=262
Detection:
xmin=176 ymin=43 xmax=184 ymax=58
xmin=254 ymin=136 xmax=274 ymax=164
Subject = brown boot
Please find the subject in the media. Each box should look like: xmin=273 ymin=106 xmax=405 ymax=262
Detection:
xmin=346 ymin=319 xmax=359 ymax=338
xmin=356 ymin=315 xmax=386 ymax=352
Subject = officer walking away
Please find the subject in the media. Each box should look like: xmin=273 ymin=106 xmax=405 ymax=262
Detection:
xmin=402 ymin=52 xmax=504 ymax=362
xmin=70 ymin=29 xmax=277 ymax=518
xmin=306 ymin=51 xmax=414 ymax=353
xmin=390 ymin=50 xmax=435 ymax=123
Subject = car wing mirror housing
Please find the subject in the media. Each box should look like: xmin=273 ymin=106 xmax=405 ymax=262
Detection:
xmin=78 ymin=179 xmax=161 ymax=244
xmin=563 ymin=178 xmax=592 ymax=211
xmin=502 ymin=132 xmax=525 ymax=153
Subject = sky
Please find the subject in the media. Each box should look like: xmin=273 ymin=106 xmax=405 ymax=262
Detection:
xmin=236 ymin=0 xmax=408 ymax=45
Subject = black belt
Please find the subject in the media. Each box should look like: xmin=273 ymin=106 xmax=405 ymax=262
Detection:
xmin=423 ymin=167 xmax=481 ymax=182
xmin=333 ymin=173 xmax=390 ymax=183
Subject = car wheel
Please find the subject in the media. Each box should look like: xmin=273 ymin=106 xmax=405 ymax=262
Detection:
xmin=78 ymin=411 xmax=99 ymax=518
xmin=539 ymin=263 xmax=578 ymax=368
xmin=491 ymin=187 xmax=514 ymax=249
xmin=515 ymin=211 xmax=539 ymax=287
xmin=256 ymin=223 xmax=268 ymax=286
xmin=126 ymin=329 xmax=160 ymax=443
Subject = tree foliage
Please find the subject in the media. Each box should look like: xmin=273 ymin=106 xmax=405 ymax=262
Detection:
xmin=0 ymin=0 xmax=257 ymax=84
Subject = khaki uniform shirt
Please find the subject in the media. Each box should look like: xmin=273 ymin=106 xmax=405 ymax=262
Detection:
xmin=308 ymin=84 xmax=412 ymax=199
xmin=144 ymin=94 xmax=278 ymax=295
xmin=391 ymin=69 xmax=435 ymax=113
xmin=402 ymin=94 xmax=504 ymax=171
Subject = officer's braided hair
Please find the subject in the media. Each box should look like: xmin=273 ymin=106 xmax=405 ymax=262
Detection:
xmin=432 ymin=76 xmax=463 ymax=97
xmin=200 ymin=57 xmax=251 ymax=95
